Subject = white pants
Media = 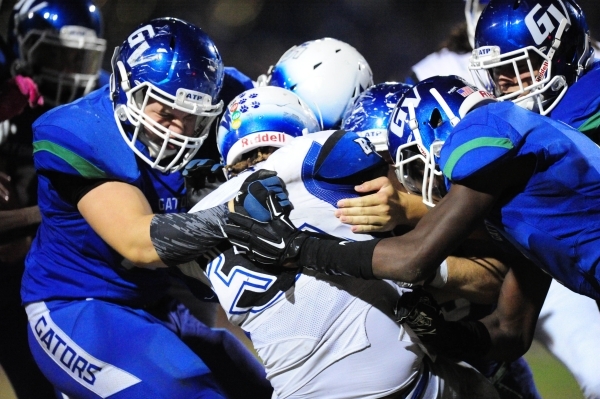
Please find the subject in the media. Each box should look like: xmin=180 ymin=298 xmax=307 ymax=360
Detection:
xmin=288 ymin=301 xmax=498 ymax=399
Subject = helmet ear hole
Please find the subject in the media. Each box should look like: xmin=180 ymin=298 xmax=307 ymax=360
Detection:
xmin=429 ymin=108 xmax=443 ymax=128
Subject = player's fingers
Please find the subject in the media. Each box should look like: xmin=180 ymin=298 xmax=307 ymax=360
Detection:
xmin=353 ymin=176 xmax=389 ymax=194
xmin=335 ymin=202 xmax=391 ymax=217
xmin=349 ymin=223 xmax=387 ymax=234
xmin=337 ymin=193 xmax=382 ymax=208
xmin=338 ymin=214 xmax=386 ymax=227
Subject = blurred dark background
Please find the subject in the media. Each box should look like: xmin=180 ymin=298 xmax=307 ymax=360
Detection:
xmin=1 ymin=0 xmax=599 ymax=84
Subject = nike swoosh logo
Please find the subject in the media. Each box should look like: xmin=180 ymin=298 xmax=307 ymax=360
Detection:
xmin=269 ymin=195 xmax=283 ymax=217
xmin=257 ymin=236 xmax=286 ymax=249
xmin=339 ymin=241 xmax=351 ymax=246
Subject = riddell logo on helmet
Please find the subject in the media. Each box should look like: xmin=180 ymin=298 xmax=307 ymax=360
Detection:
xmin=241 ymin=133 xmax=287 ymax=147
xmin=536 ymin=61 xmax=549 ymax=82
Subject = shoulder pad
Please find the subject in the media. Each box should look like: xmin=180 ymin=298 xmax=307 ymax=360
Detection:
xmin=439 ymin=103 xmax=524 ymax=182
xmin=32 ymin=89 xmax=140 ymax=182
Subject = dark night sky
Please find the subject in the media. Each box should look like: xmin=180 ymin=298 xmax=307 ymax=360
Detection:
xmin=1 ymin=0 xmax=599 ymax=84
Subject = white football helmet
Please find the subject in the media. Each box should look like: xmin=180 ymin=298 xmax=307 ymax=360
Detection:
xmin=265 ymin=38 xmax=373 ymax=130
xmin=217 ymin=86 xmax=320 ymax=166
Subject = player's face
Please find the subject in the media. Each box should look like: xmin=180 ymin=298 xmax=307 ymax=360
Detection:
xmin=491 ymin=55 xmax=541 ymax=97
xmin=143 ymin=98 xmax=197 ymax=144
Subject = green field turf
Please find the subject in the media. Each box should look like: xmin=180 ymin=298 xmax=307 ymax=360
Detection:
xmin=525 ymin=340 xmax=584 ymax=399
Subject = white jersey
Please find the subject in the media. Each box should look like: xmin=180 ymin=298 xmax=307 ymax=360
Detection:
xmin=193 ymin=131 xmax=423 ymax=398
xmin=191 ymin=130 xmax=499 ymax=399
xmin=412 ymin=48 xmax=473 ymax=83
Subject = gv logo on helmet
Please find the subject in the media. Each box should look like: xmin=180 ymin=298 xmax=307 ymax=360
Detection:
xmin=126 ymin=25 xmax=157 ymax=67
xmin=389 ymin=86 xmax=421 ymax=139
xmin=524 ymin=2 xmax=569 ymax=45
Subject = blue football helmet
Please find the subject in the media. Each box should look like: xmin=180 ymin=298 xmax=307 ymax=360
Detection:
xmin=341 ymin=82 xmax=411 ymax=152
xmin=387 ymin=75 xmax=496 ymax=207
xmin=469 ymin=0 xmax=594 ymax=115
xmin=263 ymin=38 xmax=373 ymax=130
xmin=111 ymin=17 xmax=224 ymax=173
xmin=9 ymin=0 xmax=106 ymax=106
xmin=217 ymin=86 xmax=320 ymax=167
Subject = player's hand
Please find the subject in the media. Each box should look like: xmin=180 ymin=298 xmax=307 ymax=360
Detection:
xmin=231 ymin=169 xmax=292 ymax=221
xmin=183 ymin=158 xmax=226 ymax=187
xmin=14 ymin=75 xmax=43 ymax=108
xmin=0 ymin=75 xmax=44 ymax=122
xmin=183 ymin=158 xmax=226 ymax=204
xmin=395 ymin=286 xmax=444 ymax=345
xmin=335 ymin=176 xmax=403 ymax=232
xmin=336 ymin=176 xmax=428 ymax=232
xmin=225 ymin=191 xmax=308 ymax=265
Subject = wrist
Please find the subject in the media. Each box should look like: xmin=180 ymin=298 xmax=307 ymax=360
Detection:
xmin=399 ymin=191 xmax=428 ymax=227
xmin=297 ymin=237 xmax=380 ymax=279
xmin=426 ymin=260 xmax=448 ymax=288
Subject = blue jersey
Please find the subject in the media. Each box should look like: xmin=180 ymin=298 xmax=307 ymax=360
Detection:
xmin=22 ymin=85 xmax=187 ymax=307
xmin=439 ymin=101 xmax=600 ymax=299
xmin=549 ymin=61 xmax=600 ymax=142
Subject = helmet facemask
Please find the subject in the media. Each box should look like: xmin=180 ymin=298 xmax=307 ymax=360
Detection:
xmin=17 ymin=26 xmax=106 ymax=106
xmin=113 ymin=59 xmax=222 ymax=173
xmin=470 ymin=43 xmax=568 ymax=115
xmin=470 ymin=0 xmax=594 ymax=115
xmin=394 ymin=102 xmax=450 ymax=208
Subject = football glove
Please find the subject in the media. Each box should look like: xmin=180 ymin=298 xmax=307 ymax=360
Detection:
xmin=224 ymin=191 xmax=309 ymax=265
xmin=394 ymin=286 xmax=444 ymax=345
xmin=232 ymin=169 xmax=292 ymax=221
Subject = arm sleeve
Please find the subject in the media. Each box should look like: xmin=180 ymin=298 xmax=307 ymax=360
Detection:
xmin=150 ymin=204 xmax=229 ymax=267
xmin=41 ymin=170 xmax=115 ymax=206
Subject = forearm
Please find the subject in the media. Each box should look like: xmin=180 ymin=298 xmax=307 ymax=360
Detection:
xmin=151 ymin=204 xmax=228 ymax=267
xmin=0 ymin=206 xmax=41 ymax=241
xmin=429 ymin=255 xmax=505 ymax=304
xmin=480 ymin=262 xmax=551 ymax=361
xmin=296 ymin=233 xmax=442 ymax=283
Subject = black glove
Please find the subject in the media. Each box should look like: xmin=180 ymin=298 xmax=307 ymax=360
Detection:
xmin=183 ymin=159 xmax=227 ymax=205
xmin=394 ymin=286 xmax=444 ymax=345
xmin=232 ymin=169 xmax=292 ymax=221
xmin=224 ymin=192 xmax=309 ymax=265
xmin=183 ymin=158 xmax=226 ymax=188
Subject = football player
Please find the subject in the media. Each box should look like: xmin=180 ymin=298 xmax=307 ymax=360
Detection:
xmin=224 ymin=75 xmax=600 ymax=369
xmin=0 ymin=1 xmax=105 ymax=397
xmin=469 ymin=0 xmax=600 ymax=395
xmin=192 ymin=86 xmax=500 ymax=399
xmin=338 ymin=81 xmax=542 ymax=399
xmin=21 ymin=17 xmax=274 ymax=398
